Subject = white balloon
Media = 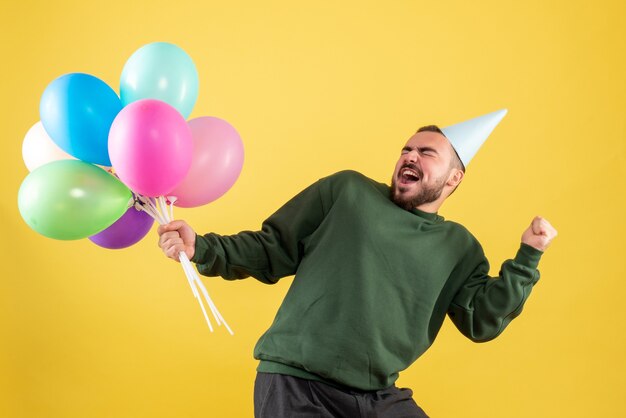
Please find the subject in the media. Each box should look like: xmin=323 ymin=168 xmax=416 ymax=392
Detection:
xmin=22 ymin=121 xmax=75 ymax=171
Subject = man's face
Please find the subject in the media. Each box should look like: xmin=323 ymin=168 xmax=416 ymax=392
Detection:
xmin=390 ymin=131 xmax=457 ymax=211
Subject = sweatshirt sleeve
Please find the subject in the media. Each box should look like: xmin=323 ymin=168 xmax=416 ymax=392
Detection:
xmin=447 ymin=243 xmax=543 ymax=342
xmin=191 ymin=177 xmax=329 ymax=284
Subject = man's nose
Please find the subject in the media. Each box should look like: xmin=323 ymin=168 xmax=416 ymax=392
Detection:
xmin=405 ymin=149 xmax=419 ymax=162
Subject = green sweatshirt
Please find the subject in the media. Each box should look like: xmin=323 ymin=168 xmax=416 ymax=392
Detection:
xmin=192 ymin=170 xmax=543 ymax=391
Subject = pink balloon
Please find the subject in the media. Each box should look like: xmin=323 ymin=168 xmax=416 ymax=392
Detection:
xmin=108 ymin=99 xmax=193 ymax=197
xmin=169 ymin=117 xmax=244 ymax=207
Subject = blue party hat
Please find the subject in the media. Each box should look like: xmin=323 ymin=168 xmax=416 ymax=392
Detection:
xmin=442 ymin=109 xmax=508 ymax=167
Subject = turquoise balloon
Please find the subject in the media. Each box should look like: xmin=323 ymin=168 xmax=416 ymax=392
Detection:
xmin=120 ymin=42 xmax=199 ymax=119
xmin=18 ymin=160 xmax=133 ymax=240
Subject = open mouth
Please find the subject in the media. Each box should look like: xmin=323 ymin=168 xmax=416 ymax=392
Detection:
xmin=399 ymin=167 xmax=420 ymax=185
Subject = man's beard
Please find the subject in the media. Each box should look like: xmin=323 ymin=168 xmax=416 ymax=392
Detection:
xmin=390 ymin=170 xmax=447 ymax=211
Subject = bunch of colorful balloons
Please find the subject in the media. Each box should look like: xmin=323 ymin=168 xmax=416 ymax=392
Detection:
xmin=18 ymin=42 xmax=243 ymax=334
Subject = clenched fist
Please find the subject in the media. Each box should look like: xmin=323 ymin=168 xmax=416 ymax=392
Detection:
xmin=157 ymin=220 xmax=196 ymax=262
xmin=521 ymin=216 xmax=557 ymax=252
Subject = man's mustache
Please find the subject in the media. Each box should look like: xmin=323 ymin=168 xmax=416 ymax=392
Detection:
xmin=400 ymin=164 xmax=423 ymax=178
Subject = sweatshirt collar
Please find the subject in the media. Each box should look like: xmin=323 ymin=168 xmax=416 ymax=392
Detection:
xmin=410 ymin=207 xmax=444 ymax=223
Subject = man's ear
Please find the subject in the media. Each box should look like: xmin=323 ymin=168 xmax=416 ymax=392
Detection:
xmin=447 ymin=169 xmax=464 ymax=187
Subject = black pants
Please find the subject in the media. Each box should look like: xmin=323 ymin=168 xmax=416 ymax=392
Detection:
xmin=254 ymin=372 xmax=429 ymax=418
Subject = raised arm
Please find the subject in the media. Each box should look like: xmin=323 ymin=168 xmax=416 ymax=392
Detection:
xmin=448 ymin=216 xmax=557 ymax=342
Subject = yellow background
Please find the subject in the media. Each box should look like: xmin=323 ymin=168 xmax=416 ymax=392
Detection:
xmin=1 ymin=1 xmax=625 ymax=417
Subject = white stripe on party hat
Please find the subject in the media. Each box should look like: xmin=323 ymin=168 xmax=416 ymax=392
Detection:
xmin=441 ymin=109 xmax=508 ymax=167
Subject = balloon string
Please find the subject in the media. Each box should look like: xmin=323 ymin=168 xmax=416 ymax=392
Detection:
xmin=158 ymin=196 xmax=170 ymax=223
xmin=149 ymin=197 xmax=167 ymax=224
xmin=167 ymin=196 xmax=177 ymax=221
xmin=136 ymin=195 xmax=167 ymax=224
xmin=181 ymin=256 xmax=214 ymax=332
xmin=135 ymin=195 xmax=232 ymax=335
xmin=134 ymin=202 xmax=160 ymax=223
xmin=180 ymin=252 xmax=234 ymax=335
xmin=194 ymin=271 xmax=234 ymax=334
xmin=148 ymin=197 xmax=164 ymax=223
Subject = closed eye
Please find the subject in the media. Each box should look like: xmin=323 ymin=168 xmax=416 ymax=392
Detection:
xmin=418 ymin=147 xmax=438 ymax=156
xmin=401 ymin=146 xmax=438 ymax=156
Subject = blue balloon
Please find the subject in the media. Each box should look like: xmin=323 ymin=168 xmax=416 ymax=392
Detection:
xmin=39 ymin=73 xmax=122 ymax=166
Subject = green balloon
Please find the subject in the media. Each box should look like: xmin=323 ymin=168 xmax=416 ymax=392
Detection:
xmin=18 ymin=160 xmax=133 ymax=240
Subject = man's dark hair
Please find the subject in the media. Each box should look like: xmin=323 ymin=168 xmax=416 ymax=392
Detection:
xmin=416 ymin=125 xmax=444 ymax=135
xmin=416 ymin=125 xmax=466 ymax=173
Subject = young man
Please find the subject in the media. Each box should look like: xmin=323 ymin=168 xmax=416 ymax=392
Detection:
xmin=158 ymin=118 xmax=557 ymax=418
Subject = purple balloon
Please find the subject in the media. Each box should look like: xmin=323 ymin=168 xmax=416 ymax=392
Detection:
xmin=89 ymin=206 xmax=154 ymax=249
